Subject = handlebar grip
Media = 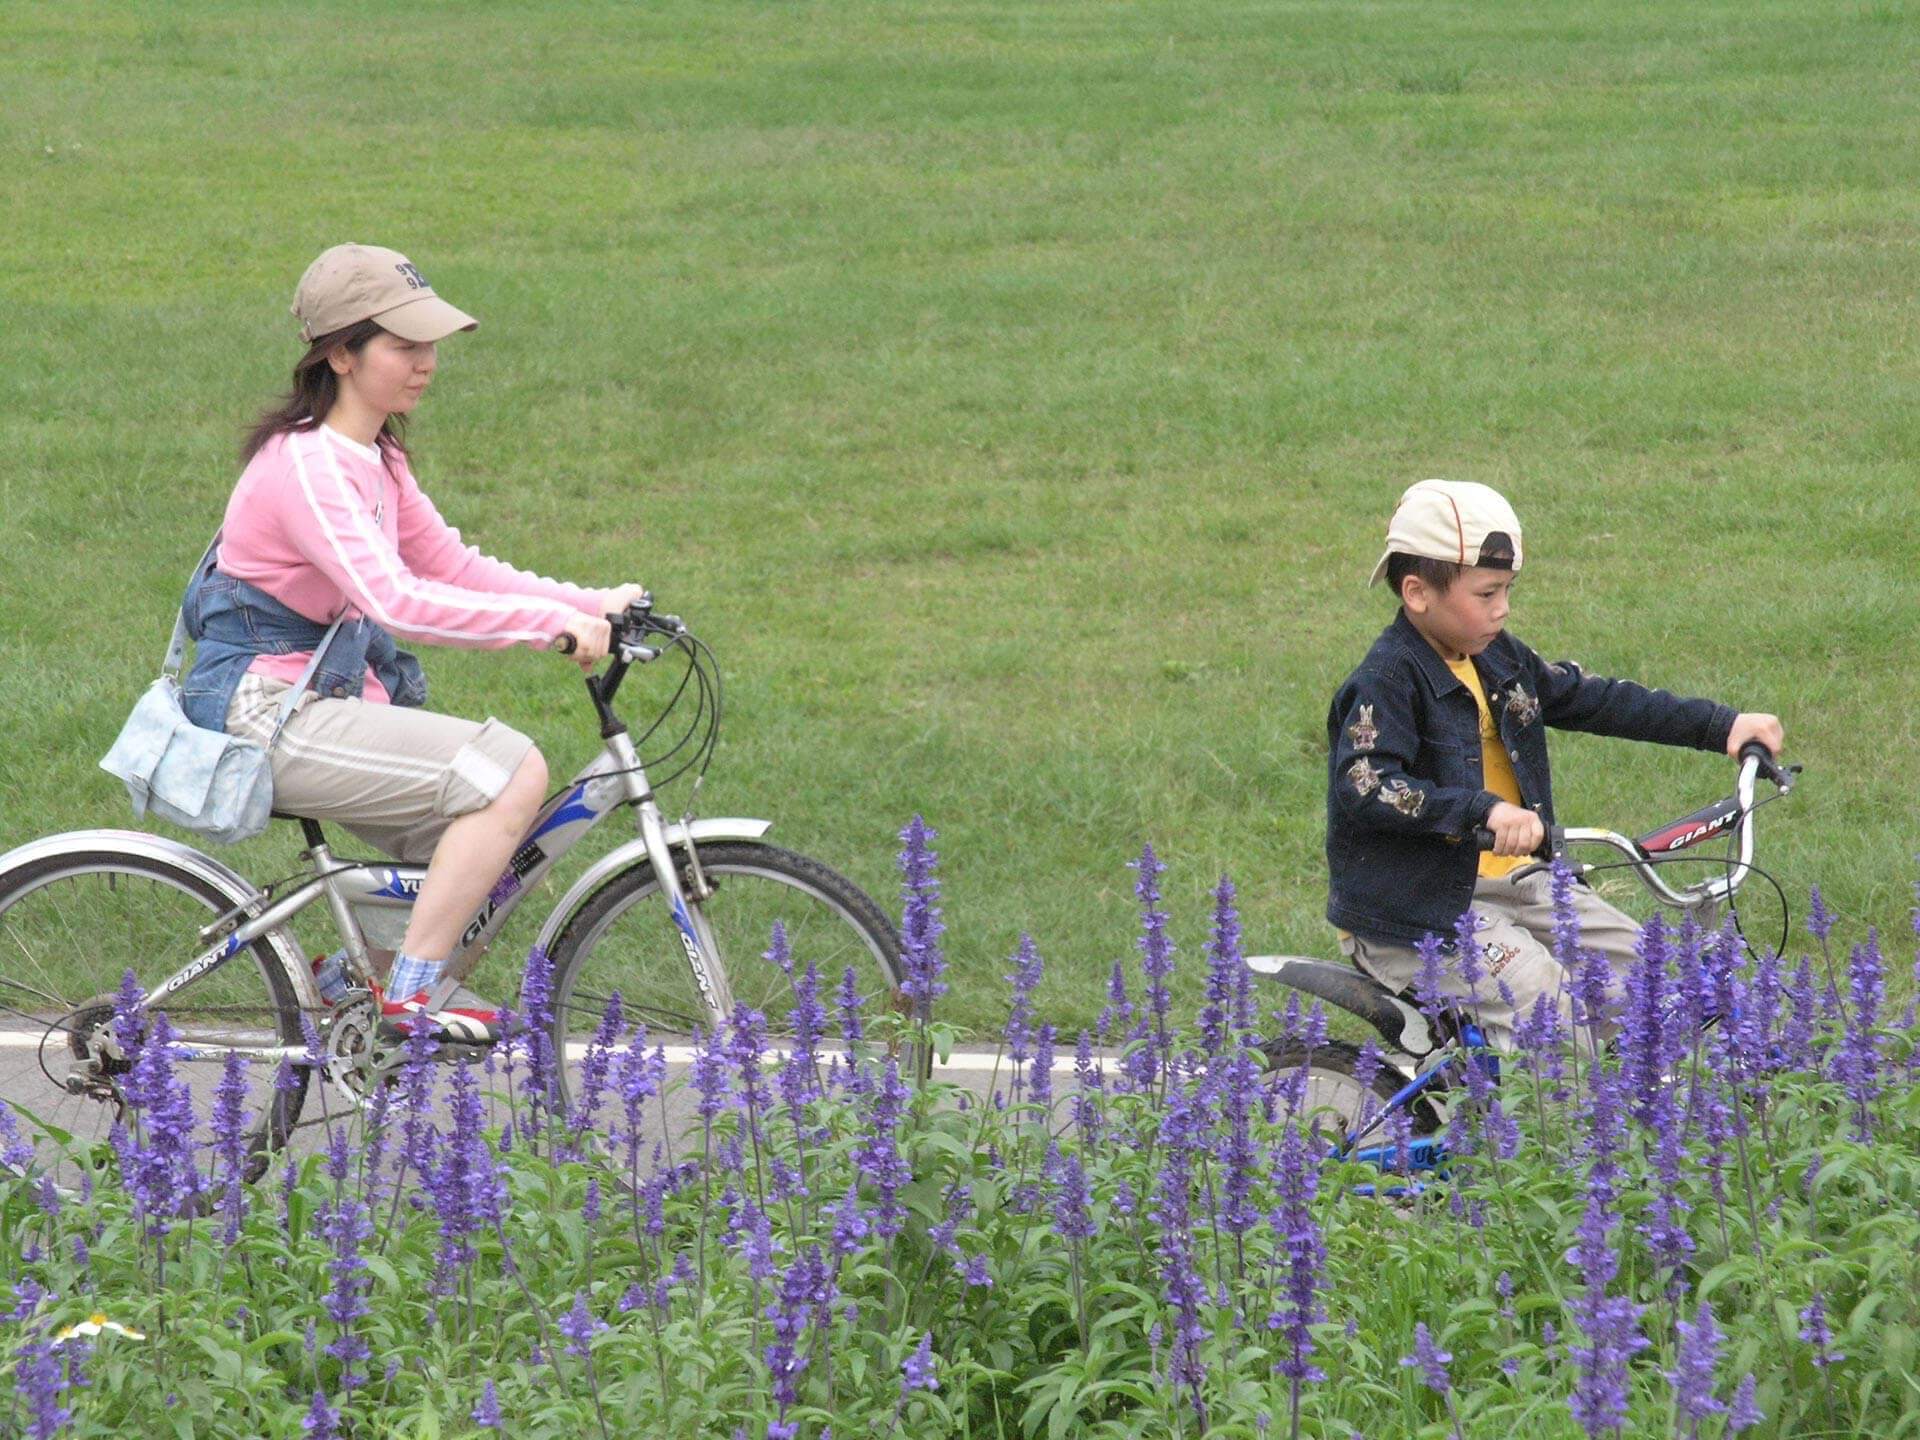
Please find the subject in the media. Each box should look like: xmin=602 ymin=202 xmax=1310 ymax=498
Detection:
xmin=553 ymin=631 xmax=578 ymax=656
xmin=1472 ymin=827 xmax=1496 ymax=850
xmin=1737 ymin=740 xmax=1786 ymax=787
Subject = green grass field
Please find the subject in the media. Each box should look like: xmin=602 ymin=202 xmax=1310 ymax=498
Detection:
xmin=3 ymin=0 xmax=1915 ymax=1033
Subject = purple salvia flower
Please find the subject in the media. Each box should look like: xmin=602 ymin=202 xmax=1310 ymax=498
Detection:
xmin=763 ymin=1246 xmax=836 ymax=1429
xmin=1127 ymin=842 xmax=1175 ymax=1092
xmin=1030 ymin=1023 xmax=1056 ymax=1120
xmin=4 ymin=1279 xmax=45 ymax=1323
xmin=1667 ymin=1300 xmax=1728 ymax=1437
xmin=1097 ymin=957 xmax=1134 ymax=1048
xmin=929 ymin=1183 xmax=974 ymax=1256
xmin=1782 ymin=955 xmax=1817 ymax=1069
xmin=559 ymin=1292 xmax=607 ymax=1359
xmin=901 ymin=1331 xmax=938 ymax=1393
xmin=1806 ymin=886 xmax=1835 ymax=943
xmin=836 ymin=963 xmax=867 ymax=1061
xmin=1214 ymin=1050 xmax=1262 ymax=1242
xmin=1302 ymin=1001 xmax=1327 ymax=1051
xmin=1565 ymin=1147 xmax=1649 ymax=1437
xmin=568 ymin=991 xmax=623 ymax=1143
xmin=301 ymin=1391 xmax=340 ymax=1440
xmin=1072 ymin=1030 xmax=1104 ymax=1144
xmin=1199 ymin=876 xmax=1240 ymax=1055
xmin=320 ymin=1128 xmax=373 ymax=1391
xmin=855 ymin=1058 xmax=913 ymax=1238
xmin=472 ymin=1380 xmax=504 ymax=1430
xmin=1267 ymin=1120 xmax=1326 ymax=1400
xmin=1621 ymin=917 xmax=1670 ymax=1128
xmin=1400 ymin=1322 xmax=1452 ymax=1394
xmin=1004 ymin=935 xmax=1044 ymax=1099
xmin=17 ymin=1334 xmax=82 ymax=1440
xmin=1835 ymin=932 xmax=1884 ymax=1142
xmin=897 ymin=815 xmax=947 ymax=1022
xmin=1798 ymin=1292 xmax=1844 ymax=1368
xmin=614 ymin=1030 xmax=665 ymax=1173
xmin=211 ymin=1050 xmax=253 ymax=1246
xmin=1412 ymin=932 xmax=1449 ymax=1023
xmin=1150 ymin=1087 xmax=1211 ymax=1430
xmin=689 ymin=1025 xmax=733 ymax=1124
xmin=109 ymin=968 xmax=147 ymax=1060
xmin=726 ymin=1004 xmax=773 ymax=1150
xmin=1726 ymin=1374 xmax=1764 ymax=1433
xmin=775 ymin=926 xmax=826 ymax=1107
xmin=0 ymin=1102 xmax=35 ymax=1174
xmin=1052 ymin=1154 xmax=1094 ymax=1242
xmin=1454 ymin=908 xmax=1486 ymax=999
xmin=517 ymin=945 xmax=560 ymax=1130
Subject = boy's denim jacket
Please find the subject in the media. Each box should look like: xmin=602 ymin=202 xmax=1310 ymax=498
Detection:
xmin=179 ymin=566 xmax=428 ymax=734
xmin=1325 ymin=610 xmax=1735 ymax=946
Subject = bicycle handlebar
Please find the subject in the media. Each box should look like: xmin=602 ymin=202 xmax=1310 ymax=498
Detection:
xmin=1471 ymin=745 xmax=1794 ymax=909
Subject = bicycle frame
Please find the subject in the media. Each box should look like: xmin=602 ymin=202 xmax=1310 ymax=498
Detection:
xmin=78 ymin=624 xmax=763 ymax=1066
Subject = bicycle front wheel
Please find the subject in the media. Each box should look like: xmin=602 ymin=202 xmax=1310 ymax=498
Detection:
xmin=0 ymin=846 xmax=309 ymax=1191
xmin=546 ymin=841 xmax=909 ymax=1109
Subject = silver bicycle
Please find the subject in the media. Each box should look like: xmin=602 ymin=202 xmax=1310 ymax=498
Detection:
xmin=0 ymin=599 xmax=905 ymax=1182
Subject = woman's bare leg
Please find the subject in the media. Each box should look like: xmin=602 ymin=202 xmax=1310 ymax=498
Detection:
xmin=398 ymin=749 xmax=549 ymax=967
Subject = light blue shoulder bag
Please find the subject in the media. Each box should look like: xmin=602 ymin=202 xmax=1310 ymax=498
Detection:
xmin=99 ymin=534 xmax=343 ymax=846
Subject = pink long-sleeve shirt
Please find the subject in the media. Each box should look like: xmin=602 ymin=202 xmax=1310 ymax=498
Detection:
xmin=216 ymin=426 xmax=605 ymax=703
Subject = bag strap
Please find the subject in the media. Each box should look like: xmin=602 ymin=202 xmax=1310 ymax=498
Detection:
xmin=265 ymin=615 xmax=348 ymax=747
xmin=162 ymin=531 xmax=225 ymax=679
xmin=165 ymin=525 xmax=351 ymax=743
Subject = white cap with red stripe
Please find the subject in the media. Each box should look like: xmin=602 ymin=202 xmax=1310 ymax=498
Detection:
xmin=1368 ymin=478 xmax=1524 ymax=586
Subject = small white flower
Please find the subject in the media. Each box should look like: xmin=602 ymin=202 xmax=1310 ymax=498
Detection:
xmin=54 ymin=1312 xmax=146 ymax=1343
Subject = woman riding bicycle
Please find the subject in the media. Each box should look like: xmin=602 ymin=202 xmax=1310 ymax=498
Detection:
xmin=181 ymin=243 xmax=642 ymax=1045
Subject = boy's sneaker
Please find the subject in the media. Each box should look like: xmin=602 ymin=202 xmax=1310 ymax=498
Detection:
xmin=375 ymin=979 xmax=509 ymax=1047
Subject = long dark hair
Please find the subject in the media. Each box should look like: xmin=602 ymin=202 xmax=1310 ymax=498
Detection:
xmin=241 ymin=319 xmax=410 ymax=473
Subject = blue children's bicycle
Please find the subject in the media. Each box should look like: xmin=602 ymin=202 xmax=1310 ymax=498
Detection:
xmin=1248 ymin=743 xmax=1797 ymax=1176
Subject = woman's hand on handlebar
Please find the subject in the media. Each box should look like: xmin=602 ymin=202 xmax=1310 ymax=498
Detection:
xmin=1484 ymin=801 xmax=1545 ymax=857
xmin=598 ymin=583 xmax=649 ymax=619
xmin=551 ymin=613 xmax=612 ymax=669
xmin=1725 ymin=712 xmax=1784 ymax=762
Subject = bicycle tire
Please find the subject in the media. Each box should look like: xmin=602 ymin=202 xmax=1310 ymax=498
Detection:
xmin=1261 ymin=1038 xmax=1440 ymax=1142
xmin=0 ymin=847 xmax=309 ymax=1190
xmin=545 ymin=840 xmax=918 ymax=1111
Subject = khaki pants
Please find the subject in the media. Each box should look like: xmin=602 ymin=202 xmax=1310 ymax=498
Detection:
xmin=226 ymin=673 xmax=535 ymax=863
xmin=1340 ymin=869 xmax=1646 ymax=1056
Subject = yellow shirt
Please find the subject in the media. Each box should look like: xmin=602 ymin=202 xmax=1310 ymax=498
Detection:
xmin=1445 ymin=656 xmax=1528 ymax=879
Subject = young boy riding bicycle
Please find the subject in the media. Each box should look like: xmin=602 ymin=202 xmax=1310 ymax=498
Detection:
xmin=1324 ymin=479 xmax=1784 ymax=1054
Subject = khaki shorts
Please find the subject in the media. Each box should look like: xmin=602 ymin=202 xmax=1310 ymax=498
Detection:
xmin=1339 ymin=869 xmax=1646 ymax=1057
xmin=227 ymin=673 xmax=535 ymax=862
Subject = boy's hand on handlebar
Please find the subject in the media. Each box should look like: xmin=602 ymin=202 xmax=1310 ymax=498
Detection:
xmin=1484 ymin=801 xmax=1545 ymax=857
xmin=552 ymin=613 xmax=612 ymax=669
xmin=1724 ymin=713 xmax=1784 ymax=761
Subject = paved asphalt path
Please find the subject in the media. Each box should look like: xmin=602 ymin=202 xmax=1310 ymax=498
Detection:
xmin=0 ymin=1022 xmax=1084 ymax=1178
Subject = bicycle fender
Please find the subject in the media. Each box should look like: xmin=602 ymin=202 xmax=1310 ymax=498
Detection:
xmin=1247 ymin=955 xmax=1437 ymax=1059
xmin=0 ymin=828 xmax=321 ymax=1010
xmin=530 ymin=817 xmax=774 ymax=959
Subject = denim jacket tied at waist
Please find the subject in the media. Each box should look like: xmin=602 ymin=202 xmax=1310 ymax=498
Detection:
xmin=1324 ymin=610 xmax=1735 ymax=946
xmin=179 ymin=567 xmax=428 ymax=734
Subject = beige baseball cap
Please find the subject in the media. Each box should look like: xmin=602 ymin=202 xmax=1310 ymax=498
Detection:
xmin=291 ymin=244 xmax=478 ymax=345
xmin=1368 ymin=479 xmax=1523 ymax=586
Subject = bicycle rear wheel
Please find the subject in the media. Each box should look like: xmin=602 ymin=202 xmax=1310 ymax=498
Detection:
xmin=1261 ymin=1039 xmax=1439 ymax=1144
xmin=0 ymin=847 xmax=309 ymax=1191
xmin=545 ymin=841 xmax=912 ymax=1113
